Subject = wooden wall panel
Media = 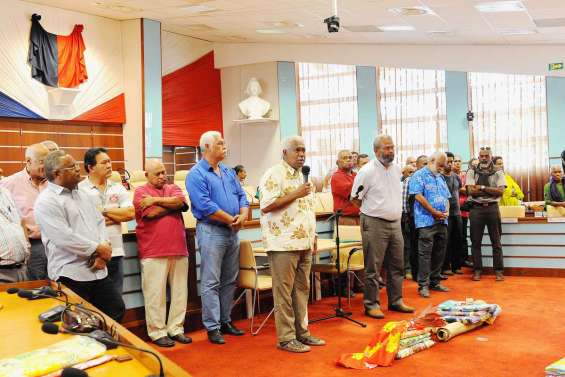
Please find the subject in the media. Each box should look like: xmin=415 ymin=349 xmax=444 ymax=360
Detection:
xmin=0 ymin=118 xmax=124 ymax=177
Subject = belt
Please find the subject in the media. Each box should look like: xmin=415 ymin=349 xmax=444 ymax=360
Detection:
xmin=0 ymin=262 xmax=24 ymax=270
xmin=363 ymin=214 xmax=397 ymax=223
xmin=474 ymin=201 xmax=498 ymax=208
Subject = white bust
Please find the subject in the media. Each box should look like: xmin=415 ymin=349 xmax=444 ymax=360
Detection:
xmin=238 ymin=78 xmax=271 ymax=119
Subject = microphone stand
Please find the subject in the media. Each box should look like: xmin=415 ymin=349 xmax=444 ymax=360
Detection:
xmin=309 ymin=209 xmax=366 ymax=327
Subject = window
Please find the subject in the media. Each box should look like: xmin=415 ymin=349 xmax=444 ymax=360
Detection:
xmin=468 ymin=72 xmax=548 ymax=201
xmin=297 ymin=62 xmax=359 ymax=178
xmin=377 ymin=67 xmax=447 ymax=165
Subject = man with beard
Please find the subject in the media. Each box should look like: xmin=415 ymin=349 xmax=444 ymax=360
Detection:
xmin=351 ymin=135 xmax=414 ymax=319
xmin=466 ymin=147 xmax=506 ymax=282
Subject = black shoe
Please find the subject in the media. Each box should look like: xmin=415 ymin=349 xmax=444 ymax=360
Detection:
xmin=464 ymin=260 xmax=473 ymax=268
xmin=339 ymin=289 xmax=356 ymax=298
xmin=220 ymin=322 xmax=244 ymax=336
xmin=153 ymin=336 xmax=175 ymax=347
xmin=207 ymin=329 xmax=226 ymax=344
xmin=439 ymin=274 xmax=448 ymax=280
xmin=170 ymin=333 xmax=192 ymax=344
xmin=430 ymin=284 xmax=450 ymax=292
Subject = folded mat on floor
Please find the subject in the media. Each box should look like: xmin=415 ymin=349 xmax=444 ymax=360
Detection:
xmin=546 ymin=357 xmax=565 ymax=376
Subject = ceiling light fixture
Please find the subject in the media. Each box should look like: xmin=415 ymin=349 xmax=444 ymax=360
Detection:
xmin=474 ymin=1 xmax=525 ymax=13
xmin=377 ymin=25 xmax=415 ymax=32
xmin=389 ymin=6 xmax=434 ymax=16
xmin=256 ymin=29 xmax=286 ymax=34
xmin=181 ymin=4 xmax=217 ymax=13
xmin=498 ymin=29 xmax=537 ymax=35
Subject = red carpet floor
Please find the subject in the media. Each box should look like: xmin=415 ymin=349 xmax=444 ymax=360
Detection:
xmin=159 ymin=273 xmax=565 ymax=377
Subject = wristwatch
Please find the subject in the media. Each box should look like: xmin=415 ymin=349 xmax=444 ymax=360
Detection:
xmin=480 ymin=185 xmax=485 ymax=191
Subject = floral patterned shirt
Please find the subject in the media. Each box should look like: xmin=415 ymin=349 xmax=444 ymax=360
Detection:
xmin=259 ymin=160 xmax=316 ymax=251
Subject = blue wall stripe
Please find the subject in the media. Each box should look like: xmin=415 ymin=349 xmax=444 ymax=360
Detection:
xmin=445 ymin=71 xmax=470 ymax=161
xmin=277 ymin=62 xmax=299 ymax=140
xmin=546 ymin=76 xmax=565 ymax=159
xmin=0 ymin=90 xmax=44 ymax=119
xmin=356 ymin=66 xmax=378 ymax=155
xmin=142 ymin=19 xmax=163 ymax=159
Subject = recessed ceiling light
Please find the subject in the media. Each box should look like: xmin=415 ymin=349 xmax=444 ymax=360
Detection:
xmin=427 ymin=30 xmax=455 ymax=37
xmin=389 ymin=6 xmax=435 ymax=16
xmin=474 ymin=1 xmax=525 ymax=13
xmin=181 ymin=4 xmax=217 ymax=13
xmin=377 ymin=25 xmax=415 ymax=32
xmin=344 ymin=25 xmax=382 ymax=32
xmin=256 ymin=29 xmax=286 ymax=34
xmin=271 ymin=21 xmax=304 ymax=28
xmin=498 ymin=29 xmax=537 ymax=35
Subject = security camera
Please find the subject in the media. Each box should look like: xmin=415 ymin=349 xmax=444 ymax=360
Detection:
xmin=324 ymin=15 xmax=340 ymax=33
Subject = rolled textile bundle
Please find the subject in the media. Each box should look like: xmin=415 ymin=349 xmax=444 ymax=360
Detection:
xmin=396 ymin=339 xmax=436 ymax=359
xmin=436 ymin=321 xmax=483 ymax=342
xmin=399 ymin=333 xmax=431 ymax=348
xmin=401 ymin=329 xmax=429 ymax=339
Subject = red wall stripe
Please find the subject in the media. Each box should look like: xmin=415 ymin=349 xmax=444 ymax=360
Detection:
xmin=162 ymin=51 xmax=223 ymax=146
xmin=73 ymin=93 xmax=125 ymax=124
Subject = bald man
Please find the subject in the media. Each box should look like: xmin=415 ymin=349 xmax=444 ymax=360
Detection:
xmin=134 ymin=159 xmax=191 ymax=347
xmin=1 ymin=143 xmax=50 ymax=279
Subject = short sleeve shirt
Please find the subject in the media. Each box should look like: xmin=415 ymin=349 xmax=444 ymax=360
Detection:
xmin=133 ymin=183 xmax=188 ymax=259
xmin=409 ymin=167 xmax=451 ymax=229
xmin=259 ymin=161 xmax=316 ymax=251
xmin=78 ymin=178 xmax=132 ymax=257
xmin=466 ymin=169 xmax=507 ymax=203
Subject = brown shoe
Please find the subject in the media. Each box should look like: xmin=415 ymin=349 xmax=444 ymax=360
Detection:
xmin=365 ymin=307 xmax=385 ymax=319
xmin=297 ymin=335 xmax=326 ymax=346
xmin=388 ymin=303 xmax=415 ymax=313
xmin=278 ymin=339 xmax=310 ymax=353
xmin=495 ymin=271 xmax=504 ymax=281
xmin=472 ymin=271 xmax=481 ymax=281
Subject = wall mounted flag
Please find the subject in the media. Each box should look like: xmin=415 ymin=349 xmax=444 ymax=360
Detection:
xmin=28 ymin=14 xmax=88 ymax=88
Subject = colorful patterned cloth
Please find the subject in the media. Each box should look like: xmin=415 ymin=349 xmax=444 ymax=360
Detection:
xmin=546 ymin=357 xmax=565 ymax=376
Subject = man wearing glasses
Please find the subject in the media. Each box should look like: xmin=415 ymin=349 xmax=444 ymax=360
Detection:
xmin=466 ymin=147 xmax=506 ymax=282
xmin=35 ymin=150 xmax=125 ymax=322
xmin=0 ymin=143 xmax=50 ymax=280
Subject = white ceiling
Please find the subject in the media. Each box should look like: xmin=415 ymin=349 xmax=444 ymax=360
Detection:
xmin=19 ymin=0 xmax=565 ymax=45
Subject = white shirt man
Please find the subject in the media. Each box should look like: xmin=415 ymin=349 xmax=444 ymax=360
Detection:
xmin=0 ymin=187 xmax=30 ymax=282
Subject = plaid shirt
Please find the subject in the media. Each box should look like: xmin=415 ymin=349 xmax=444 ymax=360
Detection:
xmin=402 ymin=177 xmax=411 ymax=214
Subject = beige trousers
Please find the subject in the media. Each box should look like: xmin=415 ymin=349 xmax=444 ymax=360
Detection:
xmin=140 ymin=256 xmax=189 ymax=340
xmin=268 ymin=250 xmax=312 ymax=344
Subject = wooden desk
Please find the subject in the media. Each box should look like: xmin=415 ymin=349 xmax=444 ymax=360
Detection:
xmin=0 ymin=282 xmax=190 ymax=377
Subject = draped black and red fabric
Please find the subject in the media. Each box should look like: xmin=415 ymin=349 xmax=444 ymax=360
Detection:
xmin=27 ymin=14 xmax=87 ymax=88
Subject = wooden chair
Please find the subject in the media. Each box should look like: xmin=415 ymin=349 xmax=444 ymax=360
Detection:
xmin=232 ymin=240 xmax=274 ymax=335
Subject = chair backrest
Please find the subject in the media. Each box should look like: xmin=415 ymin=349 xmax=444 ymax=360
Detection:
xmin=315 ymin=192 xmax=334 ymax=213
xmin=242 ymin=185 xmax=258 ymax=204
xmin=129 ymin=170 xmax=146 ymax=189
xmin=335 ymin=225 xmax=362 ymax=241
xmin=238 ymin=240 xmax=257 ymax=289
xmin=174 ymin=170 xmax=189 ymax=188
xmin=109 ymin=171 xmax=122 ymax=184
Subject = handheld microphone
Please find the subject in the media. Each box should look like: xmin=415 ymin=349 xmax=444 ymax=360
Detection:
xmin=301 ymin=165 xmax=310 ymax=184
xmin=42 ymin=323 xmax=164 ymax=377
xmin=17 ymin=286 xmax=59 ymax=300
xmin=351 ymin=185 xmax=364 ymax=200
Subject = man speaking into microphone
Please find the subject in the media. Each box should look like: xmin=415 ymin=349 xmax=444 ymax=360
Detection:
xmin=351 ymin=135 xmax=414 ymax=319
xmin=259 ymin=136 xmax=324 ymax=353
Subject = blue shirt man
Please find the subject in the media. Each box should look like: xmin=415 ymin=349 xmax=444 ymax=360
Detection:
xmin=409 ymin=167 xmax=451 ymax=229
xmin=407 ymin=152 xmax=451 ymax=297
xmin=186 ymin=131 xmax=249 ymax=345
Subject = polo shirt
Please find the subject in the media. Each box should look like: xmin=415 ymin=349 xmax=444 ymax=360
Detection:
xmin=133 ymin=183 xmax=188 ymax=259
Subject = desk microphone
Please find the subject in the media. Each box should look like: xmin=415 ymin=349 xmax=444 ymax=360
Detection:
xmin=301 ymin=165 xmax=310 ymax=184
xmin=351 ymin=185 xmax=364 ymax=200
xmin=42 ymin=323 xmax=165 ymax=377
xmin=16 ymin=286 xmax=59 ymax=300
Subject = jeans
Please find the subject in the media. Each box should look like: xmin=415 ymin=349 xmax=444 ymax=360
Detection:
xmin=197 ymin=222 xmax=240 ymax=331
xmin=417 ymin=223 xmax=447 ymax=289
xmin=469 ymin=204 xmax=504 ymax=272
xmin=107 ymin=256 xmax=124 ymax=296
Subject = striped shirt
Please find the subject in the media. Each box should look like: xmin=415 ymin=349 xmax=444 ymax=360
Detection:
xmin=0 ymin=188 xmax=29 ymax=265
xmin=402 ymin=177 xmax=411 ymax=214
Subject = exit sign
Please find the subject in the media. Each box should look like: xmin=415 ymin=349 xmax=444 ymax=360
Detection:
xmin=549 ymin=62 xmax=564 ymax=71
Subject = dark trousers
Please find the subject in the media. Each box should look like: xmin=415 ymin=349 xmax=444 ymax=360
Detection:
xmin=443 ymin=215 xmax=464 ymax=272
xmin=408 ymin=215 xmax=419 ymax=280
xmin=417 ymin=223 xmax=447 ymax=289
xmin=107 ymin=256 xmax=124 ymax=296
xmin=401 ymin=213 xmax=411 ymax=274
xmin=28 ymin=239 xmax=48 ymax=280
xmin=461 ymin=217 xmax=470 ymax=260
xmin=59 ymin=276 xmax=126 ymax=323
xmin=360 ymin=214 xmax=404 ymax=309
xmin=469 ymin=204 xmax=504 ymax=272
